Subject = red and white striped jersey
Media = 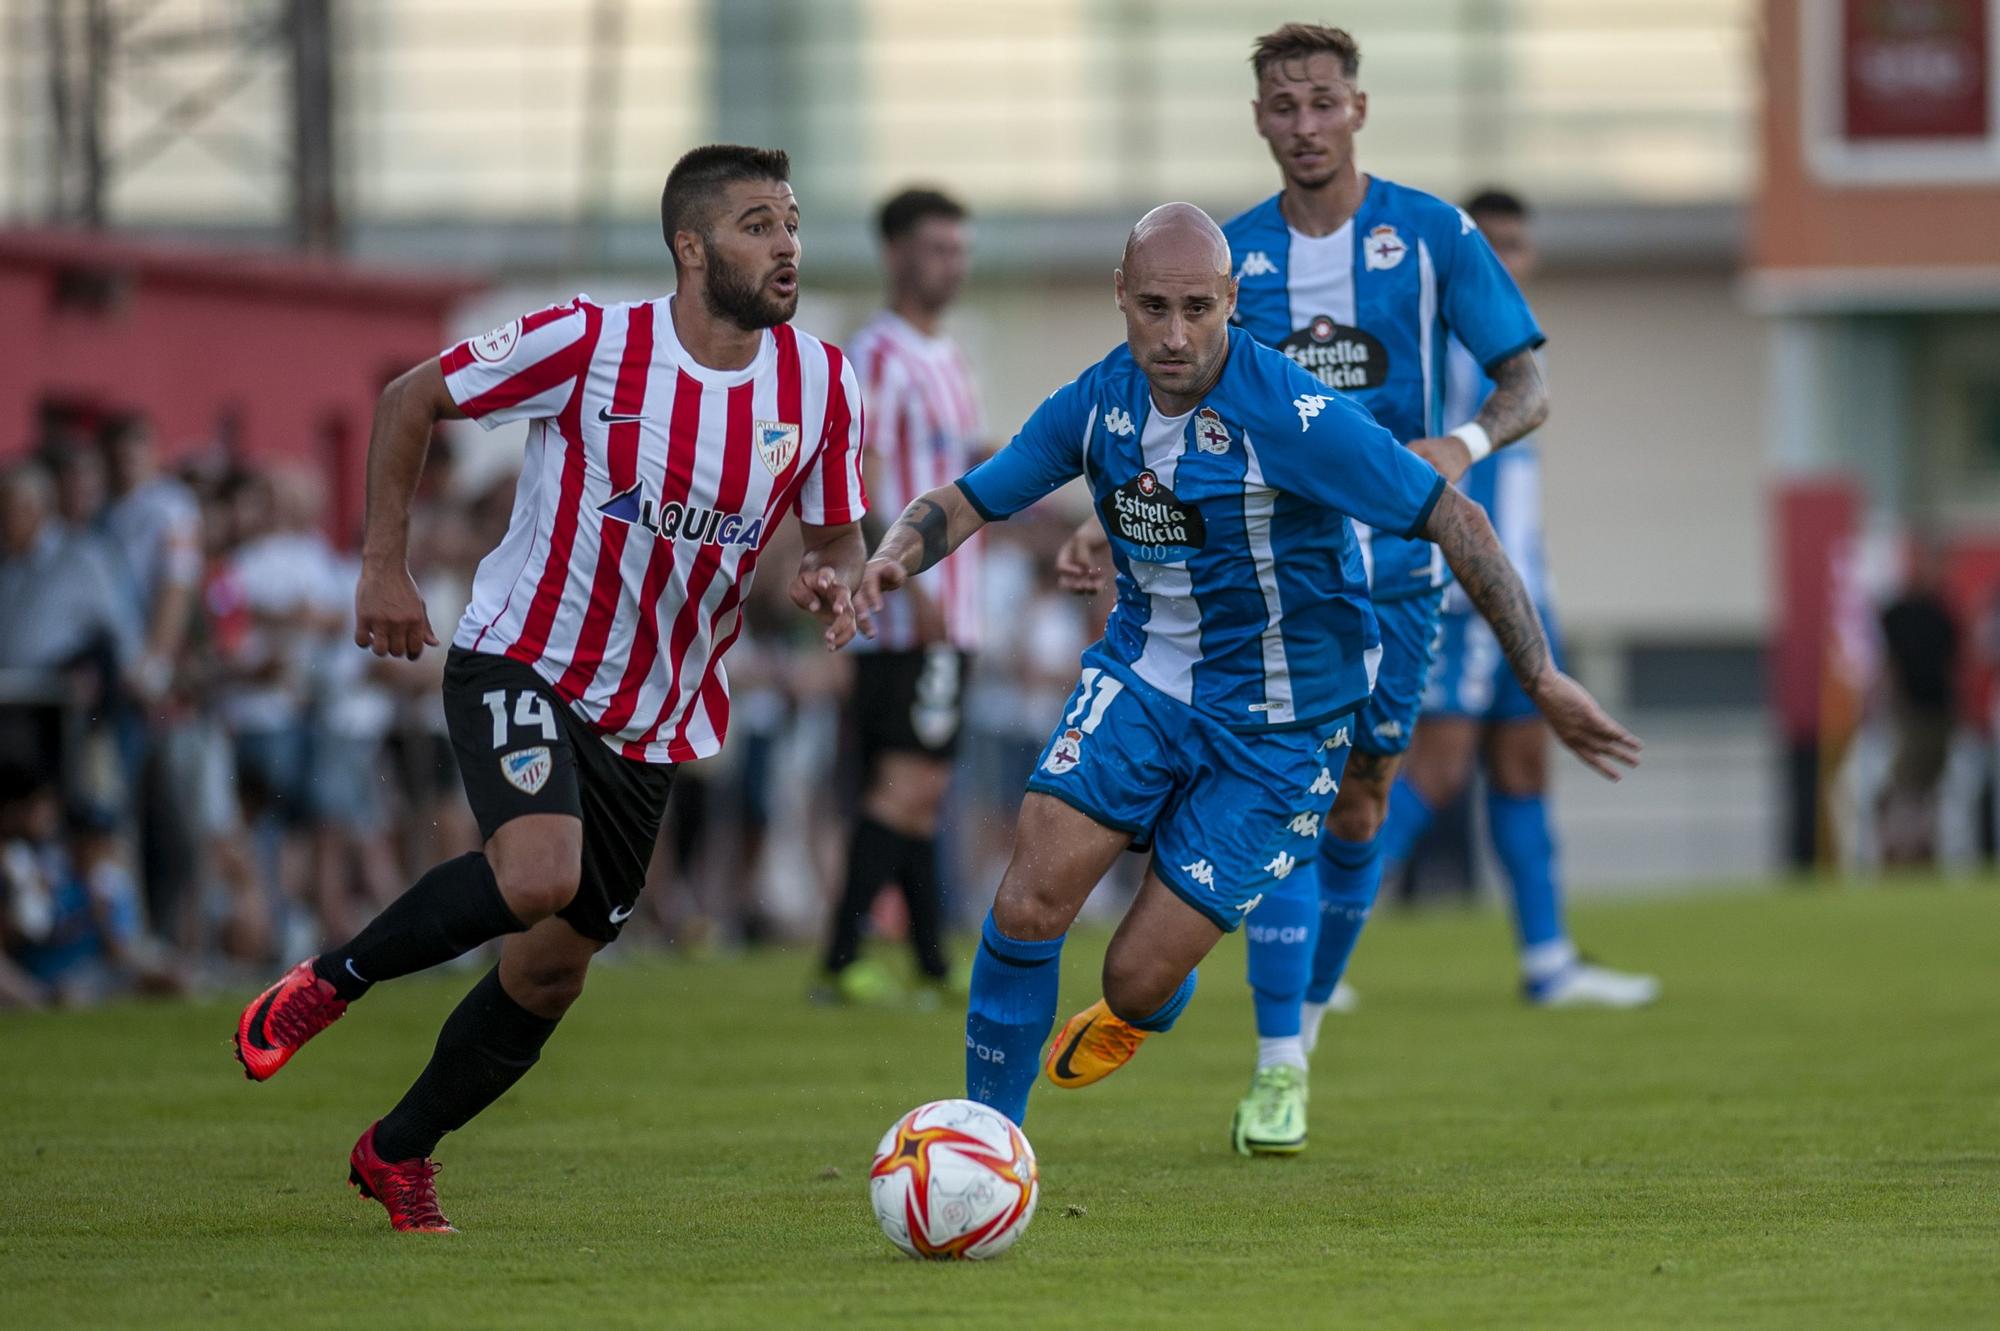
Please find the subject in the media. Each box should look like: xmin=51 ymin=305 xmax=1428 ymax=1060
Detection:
xmin=846 ymin=311 xmax=984 ymax=653
xmin=442 ymin=294 xmax=866 ymax=763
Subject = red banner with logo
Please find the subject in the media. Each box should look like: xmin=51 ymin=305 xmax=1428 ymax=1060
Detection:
xmin=1843 ymin=0 xmax=1991 ymax=141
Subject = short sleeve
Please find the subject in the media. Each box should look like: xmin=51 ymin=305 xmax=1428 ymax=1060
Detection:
xmin=1256 ymin=371 xmax=1445 ymax=540
xmin=439 ymin=297 xmax=594 ymax=430
xmin=955 ymin=376 xmax=1089 ymax=521
xmin=793 ymin=349 xmax=867 ymax=526
xmin=1437 ymin=212 xmax=1544 ymax=372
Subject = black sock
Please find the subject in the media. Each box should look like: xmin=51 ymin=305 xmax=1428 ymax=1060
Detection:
xmin=372 ymin=967 xmax=560 ymax=1164
xmin=895 ymin=832 xmax=949 ymax=979
xmin=315 ymin=853 xmax=525 ymax=1001
xmin=823 ymin=817 xmax=903 ymax=974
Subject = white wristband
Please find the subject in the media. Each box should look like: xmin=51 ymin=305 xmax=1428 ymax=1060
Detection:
xmin=1449 ymin=422 xmax=1493 ymax=465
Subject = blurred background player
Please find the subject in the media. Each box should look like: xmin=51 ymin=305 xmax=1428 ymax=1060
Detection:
xmin=1221 ymin=23 xmax=1558 ymax=1156
xmin=1355 ymin=189 xmax=1659 ymax=1021
xmin=230 ymin=144 xmax=868 ymax=1233
xmin=818 ymin=187 xmax=984 ymax=1005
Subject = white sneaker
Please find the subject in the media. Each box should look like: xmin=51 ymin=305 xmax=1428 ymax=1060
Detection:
xmin=1299 ymin=981 xmax=1360 ymax=1054
xmin=1528 ymin=961 xmax=1660 ymax=1009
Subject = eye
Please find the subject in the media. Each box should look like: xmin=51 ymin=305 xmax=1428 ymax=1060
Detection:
xmin=747 ymin=222 xmax=767 ymax=235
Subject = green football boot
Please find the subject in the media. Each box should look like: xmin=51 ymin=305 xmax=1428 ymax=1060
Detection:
xmin=1231 ymin=1064 xmax=1310 ymax=1156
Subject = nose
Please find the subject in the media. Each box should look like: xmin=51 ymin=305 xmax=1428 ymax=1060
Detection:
xmin=774 ymin=229 xmax=799 ymax=262
xmin=1162 ymin=315 xmax=1190 ymax=352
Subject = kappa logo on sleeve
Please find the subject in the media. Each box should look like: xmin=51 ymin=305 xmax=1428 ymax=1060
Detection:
xmin=1235 ymin=251 xmax=1278 ymax=279
xmin=1293 ymin=394 xmax=1333 ymax=431
xmin=1103 ymin=407 xmax=1136 ymax=437
xmin=500 ymin=746 xmax=553 ymax=796
xmin=469 ymin=318 xmax=522 ymax=364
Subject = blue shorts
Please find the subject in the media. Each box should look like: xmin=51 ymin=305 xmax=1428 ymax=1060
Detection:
xmin=1424 ymin=602 xmax=1566 ymax=723
xmin=1356 ymin=587 xmax=1447 ymax=756
xmin=1024 ymin=651 xmax=1355 ymax=932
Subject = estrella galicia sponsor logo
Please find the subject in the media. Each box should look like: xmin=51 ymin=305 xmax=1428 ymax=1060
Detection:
xmin=597 ymin=483 xmax=765 ymax=547
xmin=1099 ymin=470 xmax=1206 ymax=563
xmin=1279 ymin=315 xmax=1390 ymax=392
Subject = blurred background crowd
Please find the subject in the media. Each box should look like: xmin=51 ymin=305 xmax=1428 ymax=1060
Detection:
xmin=7 ymin=0 xmax=2000 ymax=1006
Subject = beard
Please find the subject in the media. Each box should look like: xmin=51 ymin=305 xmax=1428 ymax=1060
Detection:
xmin=702 ymin=241 xmax=796 ymax=330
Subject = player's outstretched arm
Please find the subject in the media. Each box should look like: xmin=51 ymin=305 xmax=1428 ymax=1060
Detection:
xmin=792 ymin=521 xmax=867 ymax=652
xmin=1420 ymin=485 xmax=1641 ymax=780
xmin=356 ymin=359 xmax=464 ymax=660
xmin=1407 ymin=349 xmax=1549 ymax=483
xmin=855 ymin=485 xmax=988 ymax=633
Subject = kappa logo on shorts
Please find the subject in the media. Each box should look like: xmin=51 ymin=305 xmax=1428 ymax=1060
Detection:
xmin=1308 ymin=767 xmax=1338 ymax=796
xmin=1042 ymin=728 xmax=1084 ymax=776
xmin=1322 ymin=726 xmax=1352 ymax=750
xmin=500 ymin=746 xmax=553 ymax=796
xmin=1182 ymin=859 xmax=1216 ymax=890
xmin=1264 ymin=851 xmax=1298 ymax=880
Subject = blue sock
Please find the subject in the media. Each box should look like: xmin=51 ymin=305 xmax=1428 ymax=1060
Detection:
xmin=1486 ymin=790 xmax=1567 ymax=952
xmin=1244 ymin=888 xmax=1316 ymax=1038
xmin=965 ymin=911 xmax=1064 ymax=1127
xmin=1304 ymin=834 xmax=1382 ymax=1004
xmin=1375 ymin=775 xmax=1439 ymax=867
xmin=1128 ymin=968 xmax=1197 ymax=1032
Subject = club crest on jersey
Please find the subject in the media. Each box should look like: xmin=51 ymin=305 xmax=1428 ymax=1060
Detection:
xmin=1364 ymin=224 xmax=1407 ymax=271
xmin=469 ymin=318 xmax=521 ymax=364
xmin=1279 ymin=317 xmax=1391 ymax=392
xmin=753 ymin=420 xmax=801 ymax=477
xmin=1195 ymin=408 xmax=1231 ymax=455
xmin=598 ymin=483 xmax=765 ymax=548
xmin=1042 ymin=728 xmax=1084 ymax=776
xmin=500 ymin=746 xmax=552 ymax=796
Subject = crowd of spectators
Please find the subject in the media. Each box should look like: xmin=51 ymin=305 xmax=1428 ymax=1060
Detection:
xmin=0 ymin=418 xmax=1095 ymax=1008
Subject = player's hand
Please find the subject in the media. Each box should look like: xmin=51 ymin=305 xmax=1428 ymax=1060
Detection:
xmin=1408 ymin=434 xmax=1473 ymax=484
xmin=1528 ymin=669 xmax=1643 ymax=781
xmin=354 ymin=560 xmax=439 ymax=661
xmin=790 ymin=565 xmax=857 ymax=651
xmin=1055 ymin=521 xmax=1110 ymax=595
xmin=856 ymin=556 xmax=913 ymax=639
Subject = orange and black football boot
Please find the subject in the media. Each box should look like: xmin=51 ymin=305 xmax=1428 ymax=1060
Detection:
xmin=348 ymin=1122 xmax=456 ymax=1233
xmin=1044 ymin=998 xmax=1151 ymax=1089
xmin=233 ymin=958 xmax=348 ymax=1082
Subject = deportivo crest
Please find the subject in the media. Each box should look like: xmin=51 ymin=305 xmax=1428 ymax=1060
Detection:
xmin=1042 ymin=728 xmax=1084 ymax=776
xmin=500 ymin=746 xmax=552 ymax=796
xmin=1364 ymin=224 xmax=1407 ymax=271
xmin=1195 ymin=408 xmax=1231 ymax=455
xmin=754 ymin=420 xmax=801 ymax=476
xmin=469 ymin=318 xmax=521 ymax=364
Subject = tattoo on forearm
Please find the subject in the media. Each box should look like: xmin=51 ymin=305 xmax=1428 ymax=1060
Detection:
xmin=1473 ymin=350 xmax=1549 ymax=450
xmin=1428 ymin=492 xmax=1549 ymax=687
xmin=882 ymin=496 xmax=953 ymax=575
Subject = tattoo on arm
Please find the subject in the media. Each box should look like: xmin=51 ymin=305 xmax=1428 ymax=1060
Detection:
xmin=1425 ymin=489 xmax=1550 ymax=688
xmin=1473 ymin=350 xmax=1550 ymax=450
xmin=909 ymin=497 xmax=951 ymax=572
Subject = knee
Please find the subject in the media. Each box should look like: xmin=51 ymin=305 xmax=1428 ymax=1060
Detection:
xmin=1488 ymin=736 xmax=1549 ymax=798
xmin=489 ymin=845 xmax=582 ymax=923
xmin=506 ymin=956 xmax=589 ymax=1018
xmin=992 ymin=875 xmax=1072 ymax=942
xmin=1329 ymin=794 xmax=1386 ymax=843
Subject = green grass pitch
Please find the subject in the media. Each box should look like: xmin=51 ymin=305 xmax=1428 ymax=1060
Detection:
xmin=2 ymin=881 xmax=1995 ymax=1329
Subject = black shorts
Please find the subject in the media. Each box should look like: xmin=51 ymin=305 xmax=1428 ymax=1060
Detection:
xmin=443 ymin=648 xmax=673 ymax=943
xmin=851 ymin=647 xmax=970 ymax=769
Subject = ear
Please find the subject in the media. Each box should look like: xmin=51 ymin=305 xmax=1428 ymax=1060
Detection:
xmin=1224 ymin=275 xmax=1239 ymax=319
xmin=1350 ymin=89 xmax=1368 ymax=132
xmin=1112 ymin=267 xmax=1127 ymax=312
xmin=673 ymin=228 xmax=705 ymax=273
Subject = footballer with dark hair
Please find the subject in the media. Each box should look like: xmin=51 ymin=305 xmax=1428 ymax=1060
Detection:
xmin=233 ymin=143 xmax=871 ymax=1231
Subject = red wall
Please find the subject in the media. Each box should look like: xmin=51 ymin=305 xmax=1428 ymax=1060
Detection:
xmin=0 ymin=230 xmax=481 ymax=541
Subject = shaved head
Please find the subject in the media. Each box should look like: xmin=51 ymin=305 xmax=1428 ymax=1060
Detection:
xmin=1114 ymin=203 xmax=1238 ymax=412
xmin=1121 ymin=202 xmax=1232 ymax=281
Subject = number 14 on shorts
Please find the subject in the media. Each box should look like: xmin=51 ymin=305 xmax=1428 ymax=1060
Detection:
xmin=481 ymin=689 xmax=558 ymax=749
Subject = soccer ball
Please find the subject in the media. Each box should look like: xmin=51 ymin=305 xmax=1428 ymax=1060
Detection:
xmin=869 ymin=1099 xmax=1039 ymax=1260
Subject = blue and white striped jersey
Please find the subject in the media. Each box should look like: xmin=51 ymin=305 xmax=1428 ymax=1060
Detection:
xmin=1223 ymin=177 xmax=1543 ymax=601
xmin=956 ymin=327 xmax=1445 ymax=733
xmin=1441 ymin=336 xmax=1552 ymax=612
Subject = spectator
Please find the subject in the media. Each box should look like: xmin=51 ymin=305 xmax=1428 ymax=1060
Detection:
xmin=1877 ymin=546 xmax=1960 ymax=867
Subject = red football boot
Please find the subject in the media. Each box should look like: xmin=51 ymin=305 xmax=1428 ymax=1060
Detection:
xmin=233 ymin=958 xmax=348 ymax=1082
xmin=348 ymin=1122 xmax=456 ymax=1233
